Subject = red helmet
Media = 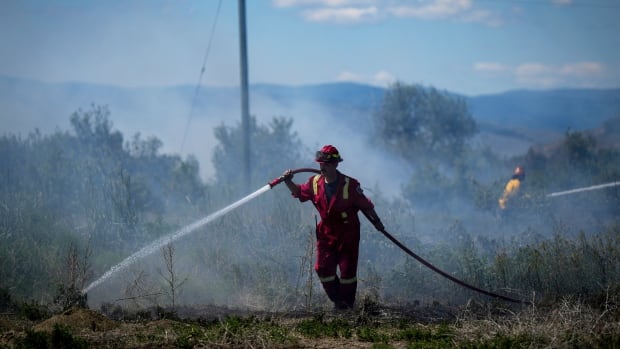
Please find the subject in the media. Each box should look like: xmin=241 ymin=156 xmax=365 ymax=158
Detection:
xmin=315 ymin=145 xmax=343 ymax=163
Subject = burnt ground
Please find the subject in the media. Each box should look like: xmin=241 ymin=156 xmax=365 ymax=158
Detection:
xmin=175 ymin=301 xmax=459 ymax=323
xmin=4 ymin=299 xmax=615 ymax=348
xmin=0 ymin=301 xmax=463 ymax=348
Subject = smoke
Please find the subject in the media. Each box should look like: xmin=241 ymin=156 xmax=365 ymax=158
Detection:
xmin=248 ymin=90 xmax=413 ymax=198
xmin=2 ymin=77 xmax=618 ymax=310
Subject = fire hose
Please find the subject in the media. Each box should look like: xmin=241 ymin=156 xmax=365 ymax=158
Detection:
xmin=270 ymin=168 xmax=530 ymax=305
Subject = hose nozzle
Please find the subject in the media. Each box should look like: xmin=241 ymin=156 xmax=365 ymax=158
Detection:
xmin=267 ymin=168 xmax=320 ymax=188
xmin=268 ymin=176 xmax=285 ymax=188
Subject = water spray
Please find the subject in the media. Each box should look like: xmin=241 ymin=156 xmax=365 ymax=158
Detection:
xmin=83 ymin=184 xmax=273 ymax=294
xmin=83 ymin=167 xmax=333 ymax=294
xmin=546 ymin=181 xmax=620 ymax=198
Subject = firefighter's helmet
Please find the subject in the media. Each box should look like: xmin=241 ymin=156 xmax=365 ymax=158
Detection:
xmin=315 ymin=145 xmax=343 ymax=163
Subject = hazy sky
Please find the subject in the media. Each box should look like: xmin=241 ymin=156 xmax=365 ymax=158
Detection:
xmin=1 ymin=0 xmax=618 ymax=96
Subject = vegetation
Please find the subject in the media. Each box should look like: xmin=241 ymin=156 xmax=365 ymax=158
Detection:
xmin=373 ymin=83 xmax=478 ymax=161
xmin=1 ymin=83 xmax=619 ymax=346
xmin=1 ymin=295 xmax=618 ymax=348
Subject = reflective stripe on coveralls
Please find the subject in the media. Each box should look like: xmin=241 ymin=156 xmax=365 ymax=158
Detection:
xmin=319 ymin=275 xmax=336 ymax=283
xmin=312 ymin=175 xmax=349 ymax=199
xmin=319 ymin=275 xmax=357 ymax=284
xmin=340 ymin=276 xmax=357 ymax=284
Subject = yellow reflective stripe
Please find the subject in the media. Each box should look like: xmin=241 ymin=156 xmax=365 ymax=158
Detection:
xmin=312 ymin=175 xmax=320 ymax=195
xmin=313 ymin=175 xmax=350 ymax=200
xmin=340 ymin=276 xmax=357 ymax=285
xmin=343 ymin=177 xmax=349 ymax=200
xmin=319 ymin=275 xmax=336 ymax=283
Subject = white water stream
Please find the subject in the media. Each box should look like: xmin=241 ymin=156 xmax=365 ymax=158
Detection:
xmin=82 ymin=184 xmax=272 ymax=294
xmin=546 ymin=181 xmax=620 ymax=197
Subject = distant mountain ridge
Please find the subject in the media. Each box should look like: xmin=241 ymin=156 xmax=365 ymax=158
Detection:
xmin=2 ymin=75 xmax=619 ymax=159
xmin=468 ymin=88 xmax=620 ymax=131
xmin=248 ymin=82 xmax=620 ymax=133
xmin=2 ymin=75 xmax=619 ymax=128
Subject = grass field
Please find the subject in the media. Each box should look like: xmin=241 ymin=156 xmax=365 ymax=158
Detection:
xmin=2 ymin=293 xmax=619 ymax=349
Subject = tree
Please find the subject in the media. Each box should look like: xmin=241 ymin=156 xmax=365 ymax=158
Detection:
xmin=373 ymin=82 xmax=478 ymax=163
xmin=54 ymin=241 xmax=92 ymax=310
xmin=0 ymin=105 xmax=212 ymax=301
xmin=159 ymin=243 xmax=187 ymax=312
xmin=212 ymin=116 xmax=306 ymax=192
xmin=373 ymin=82 xmax=479 ymax=207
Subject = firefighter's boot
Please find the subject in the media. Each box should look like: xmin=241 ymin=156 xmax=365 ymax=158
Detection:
xmin=320 ymin=276 xmax=341 ymax=305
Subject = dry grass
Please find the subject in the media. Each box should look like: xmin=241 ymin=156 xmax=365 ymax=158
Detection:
xmin=454 ymin=293 xmax=620 ymax=348
xmin=1 ymin=295 xmax=619 ymax=348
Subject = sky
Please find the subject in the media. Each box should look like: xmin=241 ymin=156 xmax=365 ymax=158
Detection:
xmin=1 ymin=0 xmax=619 ymax=96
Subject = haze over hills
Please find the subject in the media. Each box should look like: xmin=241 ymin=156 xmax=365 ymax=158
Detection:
xmin=469 ymin=89 xmax=620 ymax=131
xmin=2 ymin=74 xmax=619 ymax=184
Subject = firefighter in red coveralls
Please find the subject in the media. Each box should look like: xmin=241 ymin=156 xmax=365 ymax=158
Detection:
xmin=281 ymin=145 xmax=384 ymax=310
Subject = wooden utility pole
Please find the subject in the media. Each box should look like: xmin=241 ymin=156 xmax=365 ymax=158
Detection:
xmin=238 ymin=0 xmax=251 ymax=192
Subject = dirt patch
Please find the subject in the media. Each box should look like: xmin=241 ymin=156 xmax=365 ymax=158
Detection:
xmin=0 ymin=318 xmax=14 ymax=331
xmin=33 ymin=307 xmax=119 ymax=333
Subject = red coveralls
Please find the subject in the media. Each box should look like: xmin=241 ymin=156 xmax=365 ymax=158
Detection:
xmin=293 ymin=171 xmax=374 ymax=308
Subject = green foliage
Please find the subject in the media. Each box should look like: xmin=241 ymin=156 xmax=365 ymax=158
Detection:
xmin=374 ymin=82 xmax=477 ymax=162
xmin=53 ymin=285 xmax=87 ymax=312
xmin=373 ymin=82 xmax=483 ymax=207
xmin=13 ymin=324 xmax=88 ymax=349
xmin=398 ymin=324 xmax=453 ymax=348
xmin=174 ymin=316 xmax=295 ymax=347
xmin=0 ymin=287 xmax=14 ymax=313
xmin=460 ymin=333 xmax=549 ymax=349
xmin=519 ymin=130 xmax=620 ymax=197
xmin=488 ymin=227 xmax=620 ymax=300
xmin=19 ymin=302 xmax=49 ymax=321
xmin=296 ymin=315 xmax=352 ymax=339
xmin=0 ymin=105 xmax=211 ymax=301
xmin=357 ymin=326 xmax=389 ymax=343
xmin=15 ymin=329 xmax=49 ymax=349
xmin=51 ymin=323 xmax=88 ymax=349
xmin=212 ymin=115 xmax=306 ymax=192
xmin=375 ymin=221 xmax=620 ymax=304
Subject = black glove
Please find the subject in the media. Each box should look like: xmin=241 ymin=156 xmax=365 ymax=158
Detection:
xmin=373 ymin=219 xmax=385 ymax=232
xmin=281 ymin=169 xmax=294 ymax=182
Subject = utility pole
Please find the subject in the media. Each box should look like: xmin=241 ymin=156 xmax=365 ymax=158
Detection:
xmin=238 ymin=0 xmax=251 ymax=192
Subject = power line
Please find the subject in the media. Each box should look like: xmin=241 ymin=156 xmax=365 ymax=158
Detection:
xmin=180 ymin=0 xmax=223 ymax=153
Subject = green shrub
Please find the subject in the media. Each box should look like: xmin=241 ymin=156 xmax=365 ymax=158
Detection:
xmin=15 ymin=329 xmax=49 ymax=349
xmin=296 ymin=315 xmax=352 ymax=339
xmin=19 ymin=302 xmax=49 ymax=321
xmin=51 ymin=323 xmax=88 ymax=349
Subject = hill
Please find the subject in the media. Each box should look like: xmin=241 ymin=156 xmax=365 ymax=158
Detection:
xmin=469 ymin=88 xmax=620 ymax=131
xmin=2 ymin=74 xmax=619 ymax=166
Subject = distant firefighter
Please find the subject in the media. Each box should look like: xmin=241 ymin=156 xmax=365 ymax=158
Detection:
xmin=498 ymin=166 xmax=525 ymax=210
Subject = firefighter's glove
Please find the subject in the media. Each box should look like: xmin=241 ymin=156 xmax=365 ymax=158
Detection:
xmin=281 ymin=169 xmax=294 ymax=183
